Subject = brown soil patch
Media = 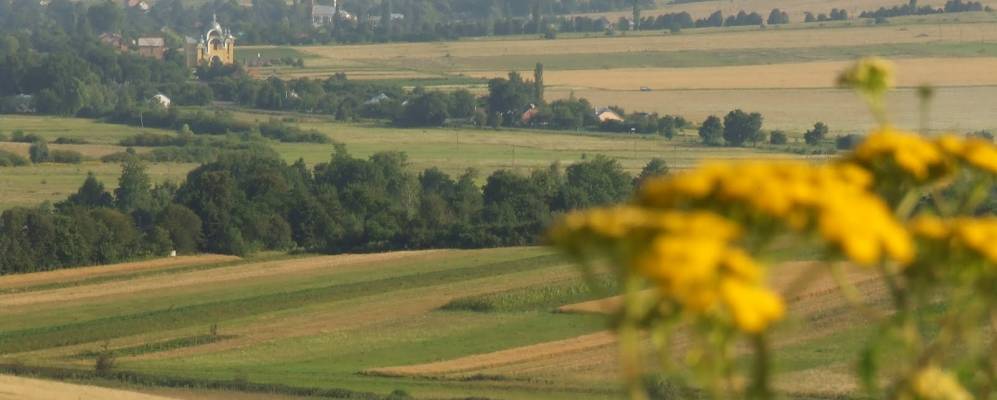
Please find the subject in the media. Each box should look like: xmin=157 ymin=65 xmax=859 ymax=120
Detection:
xmin=0 ymin=251 xmax=443 ymax=308
xmin=0 ymin=375 xmax=177 ymax=400
xmin=0 ymin=255 xmax=239 ymax=291
xmin=366 ymin=332 xmax=617 ymax=378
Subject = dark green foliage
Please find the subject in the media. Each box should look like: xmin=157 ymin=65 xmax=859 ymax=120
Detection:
xmin=1 ymin=142 xmax=642 ymax=273
xmin=396 ymin=91 xmax=450 ymax=127
xmin=836 ymin=134 xmax=864 ymax=150
xmin=0 ymin=150 xmax=28 ymax=167
xmin=440 ymin=275 xmax=616 ymax=313
xmin=158 ymin=204 xmax=203 ymax=254
xmin=28 ymin=141 xmax=49 ymax=163
xmin=120 ymin=133 xmax=188 ymax=147
xmin=65 ymin=174 xmax=114 ymax=209
xmin=804 ymin=122 xmax=830 ymax=145
xmin=722 ymin=109 xmax=763 ymax=147
xmin=53 ymin=137 xmax=88 ymax=144
xmin=636 ymin=157 xmax=669 ymax=187
xmin=257 ymin=121 xmax=330 ymax=143
xmin=115 ymin=157 xmax=153 ymax=213
xmin=969 ymin=130 xmax=994 ymax=142
xmin=9 ymin=131 xmax=43 ymax=143
xmin=487 ymin=72 xmax=535 ymax=127
xmin=699 ymin=115 xmax=724 ymax=146
xmin=48 ymin=149 xmax=83 ymax=164
xmin=770 ymin=130 xmax=789 ymax=145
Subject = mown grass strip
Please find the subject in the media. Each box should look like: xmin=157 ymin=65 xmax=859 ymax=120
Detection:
xmin=70 ymin=334 xmax=236 ymax=360
xmin=0 ymin=254 xmax=564 ymax=354
xmin=0 ymin=364 xmax=386 ymax=399
xmin=439 ymin=275 xmax=616 ymax=313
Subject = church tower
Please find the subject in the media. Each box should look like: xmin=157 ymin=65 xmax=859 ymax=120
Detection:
xmin=196 ymin=14 xmax=236 ymax=66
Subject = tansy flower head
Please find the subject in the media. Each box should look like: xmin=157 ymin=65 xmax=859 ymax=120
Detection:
xmin=851 ymin=128 xmax=949 ymax=181
xmin=899 ymin=366 xmax=973 ymax=400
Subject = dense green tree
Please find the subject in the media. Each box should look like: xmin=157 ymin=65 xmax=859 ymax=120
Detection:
xmin=487 ymin=72 xmax=534 ymax=126
xmin=770 ymin=130 xmax=788 ymax=145
xmin=66 ymin=173 xmax=114 ymax=208
xmin=699 ymin=115 xmax=724 ymax=146
xmin=396 ymin=91 xmax=449 ymax=127
xmin=557 ymin=156 xmax=632 ymax=210
xmin=635 ymin=157 xmax=669 ymax=187
xmin=804 ymin=122 xmax=829 ymax=145
xmin=115 ymin=157 xmax=153 ymax=212
xmin=157 ymin=204 xmax=203 ymax=253
xmin=722 ymin=109 xmax=763 ymax=147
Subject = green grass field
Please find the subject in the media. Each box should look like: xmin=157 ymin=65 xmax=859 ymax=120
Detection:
xmin=0 ymin=247 xmax=912 ymax=400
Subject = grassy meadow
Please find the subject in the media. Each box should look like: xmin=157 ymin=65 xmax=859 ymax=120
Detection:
xmin=0 ymin=248 xmax=899 ymax=400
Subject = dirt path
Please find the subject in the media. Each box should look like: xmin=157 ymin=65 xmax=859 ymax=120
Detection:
xmin=0 ymin=375 xmax=177 ymax=400
xmin=0 ymin=255 xmax=239 ymax=291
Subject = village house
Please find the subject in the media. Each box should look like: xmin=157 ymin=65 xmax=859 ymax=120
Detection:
xmin=136 ymin=37 xmax=166 ymax=60
xmin=595 ymin=108 xmax=624 ymax=123
xmin=98 ymin=33 xmax=129 ymax=52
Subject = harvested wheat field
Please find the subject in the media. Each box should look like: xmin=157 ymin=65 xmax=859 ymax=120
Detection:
xmin=475 ymin=58 xmax=997 ymax=90
xmin=576 ymin=0 xmax=996 ymax=20
xmin=0 ymin=375 xmax=176 ymax=400
xmin=298 ymin=23 xmax=997 ymax=64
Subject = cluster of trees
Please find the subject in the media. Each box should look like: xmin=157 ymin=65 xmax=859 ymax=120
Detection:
xmin=0 ymin=131 xmax=85 ymax=165
xmin=0 ymin=148 xmax=670 ymax=274
xmin=697 ymin=110 xmax=765 ymax=147
xmin=804 ymin=9 xmax=849 ymax=23
xmin=859 ymin=0 xmax=988 ymax=19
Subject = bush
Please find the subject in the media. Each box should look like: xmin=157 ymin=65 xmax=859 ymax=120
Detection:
xmin=49 ymin=150 xmax=84 ymax=164
xmin=257 ymin=121 xmax=330 ymax=143
xmin=0 ymin=150 xmax=29 ymax=167
xmin=836 ymin=134 xmax=864 ymax=150
xmin=804 ymin=122 xmax=829 ymax=145
xmin=53 ymin=137 xmax=88 ymax=144
xmin=770 ymin=130 xmax=788 ymax=145
xmin=969 ymin=130 xmax=994 ymax=142
xmin=120 ymin=133 xmax=188 ymax=147
xmin=28 ymin=141 xmax=49 ymax=163
xmin=10 ymin=130 xmax=43 ymax=143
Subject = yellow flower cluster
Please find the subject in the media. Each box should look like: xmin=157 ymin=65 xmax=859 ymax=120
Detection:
xmin=638 ymin=162 xmax=912 ymax=266
xmin=551 ymin=207 xmax=784 ymax=333
xmin=848 ymin=129 xmax=997 ymax=182
xmin=899 ymin=366 xmax=973 ymax=400
xmin=851 ymin=128 xmax=950 ymax=181
xmin=937 ymin=134 xmax=997 ymax=175
xmin=909 ymin=215 xmax=997 ymax=264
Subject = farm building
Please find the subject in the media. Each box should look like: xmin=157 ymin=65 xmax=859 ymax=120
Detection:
xmin=595 ymin=108 xmax=624 ymax=123
xmin=136 ymin=37 xmax=166 ymax=60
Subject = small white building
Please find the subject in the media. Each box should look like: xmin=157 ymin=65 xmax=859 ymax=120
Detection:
xmin=151 ymin=94 xmax=171 ymax=109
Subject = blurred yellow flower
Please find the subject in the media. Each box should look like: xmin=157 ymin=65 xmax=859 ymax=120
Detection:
xmin=900 ymin=367 xmax=973 ymax=400
xmin=936 ymin=134 xmax=997 ymax=175
xmin=908 ymin=216 xmax=997 ymax=264
xmin=852 ymin=128 xmax=948 ymax=181
xmin=720 ymin=280 xmax=785 ymax=333
xmin=837 ymin=57 xmax=896 ymax=96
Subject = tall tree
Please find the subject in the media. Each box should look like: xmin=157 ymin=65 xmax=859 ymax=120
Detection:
xmin=632 ymin=0 xmax=640 ymax=30
xmin=115 ymin=156 xmax=153 ymax=212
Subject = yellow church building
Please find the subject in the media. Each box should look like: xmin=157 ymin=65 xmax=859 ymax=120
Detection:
xmin=187 ymin=15 xmax=235 ymax=67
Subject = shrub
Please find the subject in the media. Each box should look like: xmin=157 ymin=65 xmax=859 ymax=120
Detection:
xmin=969 ymin=130 xmax=994 ymax=142
xmin=49 ymin=149 xmax=84 ymax=164
xmin=120 ymin=133 xmax=188 ymax=147
xmin=53 ymin=137 xmax=88 ymax=144
xmin=804 ymin=122 xmax=829 ymax=145
xmin=10 ymin=130 xmax=43 ymax=143
xmin=94 ymin=343 xmax=115 ymax=376
xmin=698 ymin=115 xmax=724 ymax=146
xmin=28 ymin=141 xmax=49 ymax=163
xmin=770 ymin=130 xmax=788 ymax=145
xmin=0 ymin=150 xmax=29 ymax=167
xmin=835 ymin=133 xmax=863 ymax=150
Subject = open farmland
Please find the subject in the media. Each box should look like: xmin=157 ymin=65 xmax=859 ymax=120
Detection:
xmin=241 ymin=16 xmax=997 ymax=133
xmin=573 ymin=0 xmax=997 ymax=20
xmin=0 ymin=112 xmax=821 ymax=210
xmin=0 ymin=249 xmax=908 ymax=399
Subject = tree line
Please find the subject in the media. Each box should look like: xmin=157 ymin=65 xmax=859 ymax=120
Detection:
xmin=0 ymin=148 xmax=670 ymax=274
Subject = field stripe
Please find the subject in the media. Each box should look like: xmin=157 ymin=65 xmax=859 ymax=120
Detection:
xmin=0 ymin=374 xmax=177 ymax=400
xmin=0 ymin=254 xmax=566 ymax=354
